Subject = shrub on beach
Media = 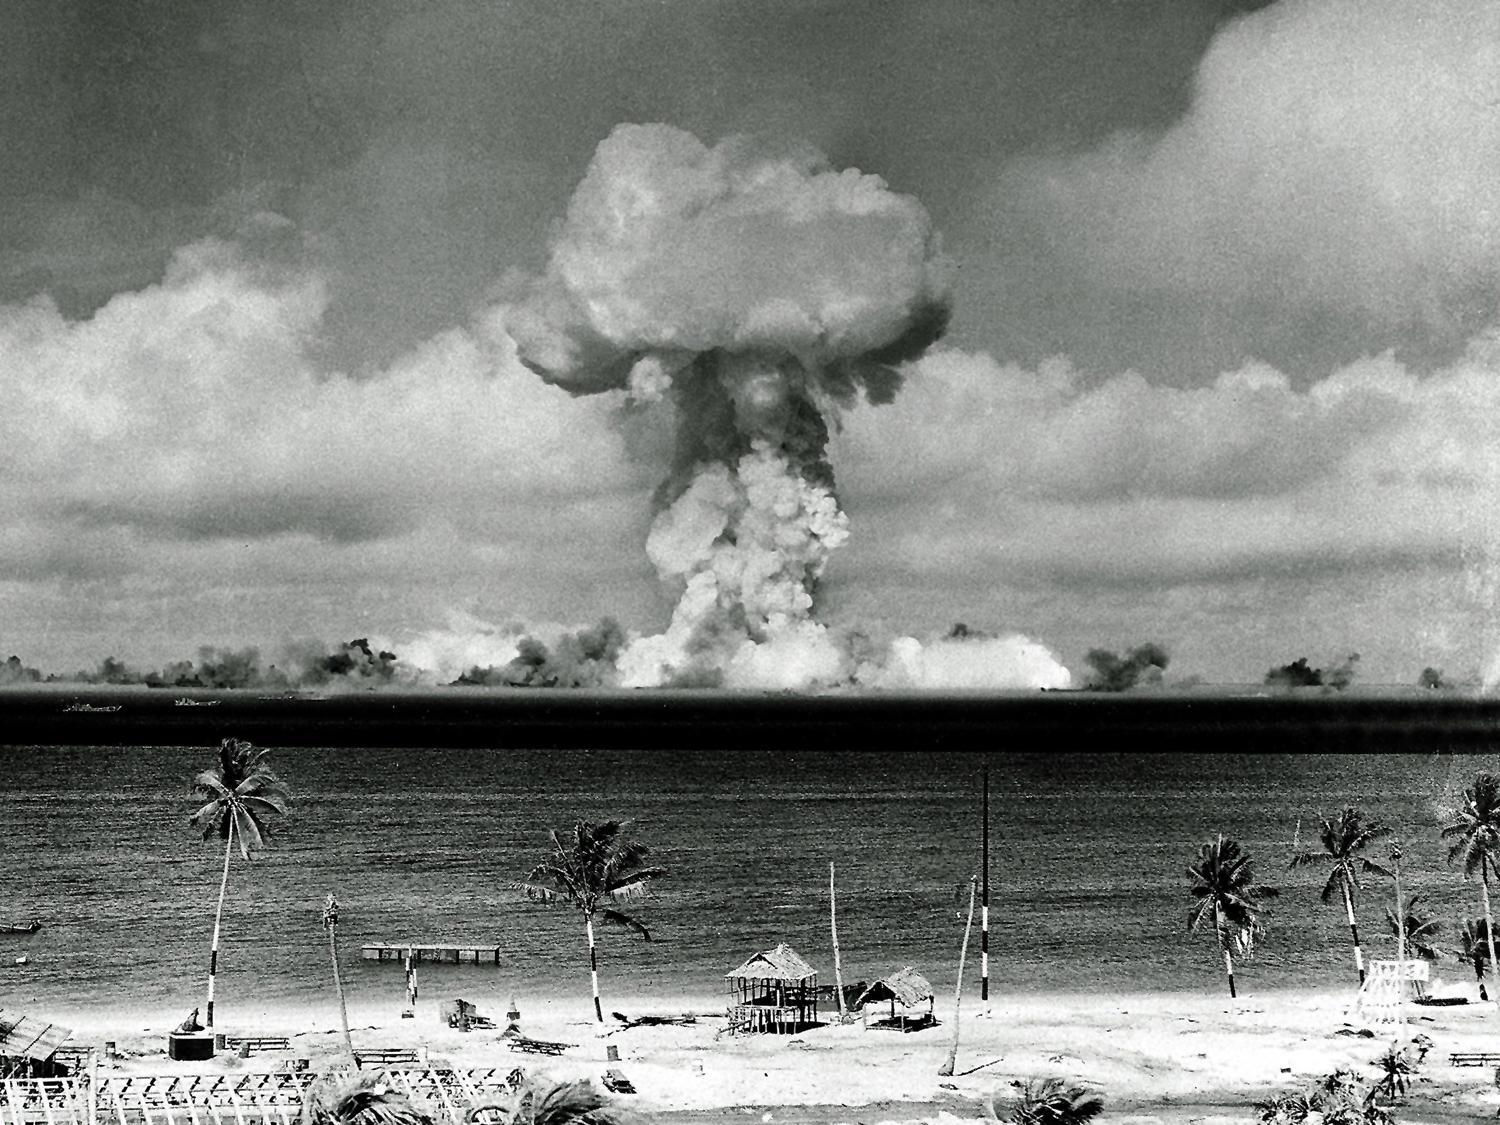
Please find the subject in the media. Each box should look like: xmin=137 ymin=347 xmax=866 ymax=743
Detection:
xmin=301 ymin=1073 xmax=635 ymax=1125
xmin=1254 ymin=1065 xmax=1404 ymax=1125
xmin=993 ymin=1078 xmax=1104 ymax=1125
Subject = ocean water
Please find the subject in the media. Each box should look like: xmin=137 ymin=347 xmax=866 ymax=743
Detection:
xmin=2 ymin=747 xmax=1498 ymax=1020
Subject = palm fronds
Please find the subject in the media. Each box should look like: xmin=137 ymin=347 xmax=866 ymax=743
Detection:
xmin=510 ymin=820 xmax=665 ymax=925
xmin=1187 ymin=834 xmax=1279 ymax=954
xmin=187 ymin=738 xmax=290 ymax=859
xmin=999 ymin=1078 xmax=1104 ymax=1125
xmin=1384 ymin=894 xmax=1442 ymax=961
xmin=1441 ymin=773 xmax=1500 ymax=881
xmin=305 ymin=1074 xmax=631 ymax=1125
xmin=1286 ymin=807 xmax=1392 ymax=903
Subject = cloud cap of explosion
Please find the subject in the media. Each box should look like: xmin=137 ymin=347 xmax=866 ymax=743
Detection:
xmin=508 ymin=123 xmax=954 ymax=394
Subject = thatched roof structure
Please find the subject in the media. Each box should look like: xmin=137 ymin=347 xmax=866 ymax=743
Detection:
xmin=0 ymin=1015 xmax=71 ymax=1062
xmin=855 ymin=968 xmax=934 ymax=1009
xmin=725 ymin=943 xmax=818 ymax=982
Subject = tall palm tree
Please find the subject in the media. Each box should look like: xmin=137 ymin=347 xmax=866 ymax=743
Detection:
xmin=1457 ymin=917 xmax=1493 ymax=1001
xmin=1288 ymin=807 xmax=1392 ymax=986
xmin=1384 ymin=895 xmax=1442 ymax=963
xmin=511 ymin=820 xmax=666 ymax=1024
xmin=1187 ymin=834 xmax=1279 ymax=998
xmin=1440 ymin=772 xmax=1500 ymax=1011
xmin=187 ymin=738 xmax=289 ymax=1029
xmin=323 ymin=894 xmax=355 ymax=1063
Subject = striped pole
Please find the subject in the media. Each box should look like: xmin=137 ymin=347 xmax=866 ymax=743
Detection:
xmin=205 ymin=817 xmax=237 ymax=1029
xmin=980 ymin=760 xmax=989 ymax=1005
xmin=405 ymin=949 xmax=418 ymax=1008
xmin=1343 ymin=883 xmax=1365 ymax=985
xmin=586 ymin=917 xmax=603 ymax=1022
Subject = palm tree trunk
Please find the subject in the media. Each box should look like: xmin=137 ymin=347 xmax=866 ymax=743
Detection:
xmin=1215 ymin=904 xmax=1236 ymax=999
xmin=1342 ymin=882 xmax=1365 ymax=986
xmin=938 ymin=877 xmax=977 ymax=1077
xmin=1482 ymin=875 xmax=1499 ymax=1012
xmin=329 ymin=921 xmax=354 ymax=1062
xmin=830 ymin=862 xmax=847 ymax=1020
xmin=205 ymin=819 xmax=236 ymax=1029
xmin=585 ymin=915 xmax=603 ymax=1023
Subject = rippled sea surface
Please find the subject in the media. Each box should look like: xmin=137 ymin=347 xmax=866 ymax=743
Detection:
xmin=3 ymin=746 xmax=1498 ymax=1015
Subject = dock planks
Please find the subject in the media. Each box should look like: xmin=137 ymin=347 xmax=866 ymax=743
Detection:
xmin=360 ymin=943 xmax=501 ymax=965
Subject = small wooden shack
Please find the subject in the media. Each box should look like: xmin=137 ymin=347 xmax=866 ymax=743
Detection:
xmin=725 ymin=943 xmax=820 ymax=1034
xmin=854 ymin=968 xmax=937 ymax=1031
xmin=0 ymin=1014 xmax=73 ymax=1077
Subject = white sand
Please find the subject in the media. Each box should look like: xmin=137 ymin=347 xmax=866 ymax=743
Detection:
xmin=41 ymin=984 xmax=1500 ymax=1125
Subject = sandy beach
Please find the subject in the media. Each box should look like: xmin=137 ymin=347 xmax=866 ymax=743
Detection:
xmin=36 ymin=982 xmax=1500 ymax=1125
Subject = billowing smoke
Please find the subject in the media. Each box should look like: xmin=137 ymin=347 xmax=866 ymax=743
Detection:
xmin=509 ymin=124 xmax=956 ymax=688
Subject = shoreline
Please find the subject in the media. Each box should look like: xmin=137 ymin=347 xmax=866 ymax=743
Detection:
xmin=30 ymin=986 xmax=1500 ymax=1124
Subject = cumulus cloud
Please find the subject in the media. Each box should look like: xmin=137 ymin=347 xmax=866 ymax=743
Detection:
xmin=832 ymin=337 xmax=1500 ymax=588
xmin=995 ymin=0 xmax=1500 ymax=349
xmin=0 ymin=231 xmax=654 ymax=580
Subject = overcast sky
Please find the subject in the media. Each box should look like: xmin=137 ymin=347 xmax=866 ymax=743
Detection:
xmin=2 ymin=0 xmax=1498 ymax=685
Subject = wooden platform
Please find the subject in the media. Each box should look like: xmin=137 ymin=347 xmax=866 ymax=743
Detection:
xmin=360 ymin=943 xmax=501 ymax=965
xmin=0 ymin=1067 xmax=522 ymax=1125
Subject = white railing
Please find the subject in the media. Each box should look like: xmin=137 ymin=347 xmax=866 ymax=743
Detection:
xmin=1 ymin=1069 xmax=523 ymax=1125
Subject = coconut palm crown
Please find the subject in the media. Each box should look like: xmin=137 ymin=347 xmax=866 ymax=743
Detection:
xmin=1187 ymin=833 xmax=1279 ymax=998
xmin=1440 ymin=772 xmax=1500 ymax=1009
xmin=1288 ymin=807 xmax=1392 ymax=985
xmin=188 ymin=738 xmax=290 ymax=858
xmin=1384 ymin=895 xmax=1442 ymax=962
xmin=511 ymin=819 xmax=666 ymax=1023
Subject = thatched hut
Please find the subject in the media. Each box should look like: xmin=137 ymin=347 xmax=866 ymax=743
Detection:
xmin=854 ymin=967 xmax=937 ymax=1031
xmin=0 ymin=1015 xmax=72 ymax=1077
xmin=725 ymin=943 xmax=820 ymax=1033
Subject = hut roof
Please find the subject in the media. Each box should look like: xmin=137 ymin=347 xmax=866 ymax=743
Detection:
xmin=0 ymin=1015 xmax=71 ymax=1062
xmin=725 ymin=943 xmax=819 ymax=982
xmin=855 ymin=968 xmax=934 ymax=1009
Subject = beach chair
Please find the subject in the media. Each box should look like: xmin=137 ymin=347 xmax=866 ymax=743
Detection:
xmin=601 ymin=1068 xmax=635 ymax=1094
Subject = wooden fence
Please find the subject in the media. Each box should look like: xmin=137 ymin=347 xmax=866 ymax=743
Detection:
xmin=0 ymin=1068 xmax=522 ymax=1125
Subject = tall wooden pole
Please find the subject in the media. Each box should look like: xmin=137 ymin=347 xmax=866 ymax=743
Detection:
xmin=830 ymin=862 xmax=847 ymax=1020
xmin=980 ymin=760 xmax=990 ymax=1005
xmin=938 ymin=876 xmax=978 ymax=1076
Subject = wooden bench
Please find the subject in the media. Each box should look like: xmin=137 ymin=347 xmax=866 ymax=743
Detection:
xmin=221 ymin=1036 xmax=291 ymax=1055
xmin=353 ymin=1048 xmax=420 ymax=1067
xmin=1449 ymin=1052 xmax=1500 ymax=1067
xmin=51 ymin=1047 xmax=92 ymax=1071
xmin=503 ymin=1035 xmax=573 ymax=1056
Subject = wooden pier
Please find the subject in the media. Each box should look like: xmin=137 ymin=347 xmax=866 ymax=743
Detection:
xmin=360 ymin=943 xmax=501 ymax=965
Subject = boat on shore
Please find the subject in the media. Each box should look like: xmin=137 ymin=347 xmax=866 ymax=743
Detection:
xmin=4 ymin=920 xmax=41 ymax=935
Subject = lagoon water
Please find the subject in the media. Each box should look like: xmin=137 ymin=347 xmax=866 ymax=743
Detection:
xmin=3 ymin=747 xmax=1499 ymax=1018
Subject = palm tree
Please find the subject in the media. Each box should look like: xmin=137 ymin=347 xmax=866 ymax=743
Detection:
xmin=511 ymin=820 xmax=666 ymax=1024
xmin=1440 ymin=772 xmax=1500 ymax=1011
xmin=1385 ymin=895 xmax=1442 ymax=963
xmin=1288 ymin=807 xmax=1392 ymax=986
xmin=323 ymin=894 xmax=355 ymax=1062
xmin=999 ymin=1078 xmax=1104 ymax=1125
xmin=187 ymin=737 xmax=289 ymax=1030
xmin=1457 ymin=917 xmax=1493 ymax=1000
xmin=1187 ymin=834 xmax=1279 ymax=998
